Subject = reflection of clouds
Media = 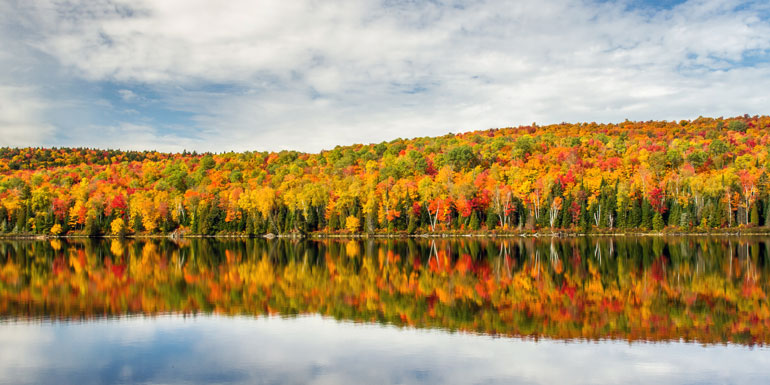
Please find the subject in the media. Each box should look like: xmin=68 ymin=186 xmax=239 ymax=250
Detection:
xmin=1 ymin=315 xmax=769 ymax=385
xmin=0 ymin=324 xmax=54 ymax=381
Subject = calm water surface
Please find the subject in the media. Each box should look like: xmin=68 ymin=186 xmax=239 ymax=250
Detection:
xmin=1 ymin=237 xmax=769 ymax=384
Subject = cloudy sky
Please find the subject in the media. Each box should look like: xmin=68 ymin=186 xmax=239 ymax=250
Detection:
xmin=1 ymin=0 xmax=769 ymax=153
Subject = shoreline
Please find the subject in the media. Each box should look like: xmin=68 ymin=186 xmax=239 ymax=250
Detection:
xmin=2 ymin=228 xmax=770 ymax=240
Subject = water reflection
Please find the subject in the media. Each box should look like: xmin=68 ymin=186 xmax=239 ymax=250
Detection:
xmin=1 ymin=236 xmax=769 ymax=345
xmin=2 ymin=315 xmax=769 ymax=385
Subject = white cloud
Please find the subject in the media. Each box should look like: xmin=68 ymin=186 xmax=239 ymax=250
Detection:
xmin=0 ymin=86 xmax=56 ymax=146
xmin=117 ymin=89 xmax=139 ymax=102
xmin=1 ymin=0 xmax=769 ymax=152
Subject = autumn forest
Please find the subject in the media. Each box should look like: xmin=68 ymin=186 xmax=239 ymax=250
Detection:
xmin=1 ymin=116 xmax=769 ymax=237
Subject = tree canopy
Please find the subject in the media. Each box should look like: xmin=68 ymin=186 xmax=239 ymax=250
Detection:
xmin=1 ymin=116 xmax=769 ymax=236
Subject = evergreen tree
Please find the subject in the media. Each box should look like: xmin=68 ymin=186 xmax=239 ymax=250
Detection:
xmin=306 ymin=207 xmax=318 ymax=231
xmin=605 ymin=193 xmax=617 ymax=228
xmin=715 ymin=199 xmax=727 ymax=227
xmin=329 ymin=213 xmax=339 ymax=232
xmin=668 ymin=203 xmax=681 ymax=228
xmin=629 ymin=199 xmax=642 ymax=229
xmin=245 ymin=215 xmax=255 ymax=235
xmin=15 ymin=206 xmax=27 ymax=233
xmin=750 ymin=204 xmax=760 ymax=227
xmin=485 ymin=208 xmax=498 ymax=230
xmin=705 ymin=202 xmax=718 ymax=228
xmin=641 ymin=200 xmax=653 ymax=230
xmin=652 ymin=212 xmax=665 ymax=231
xmin=580 ymin=200 xmax=591 ymax=233
xmin=560 ymin=197 xmax=573 ymax=228
xmin=765 ymin=197 xmax=770 ymax=227
xmin=616 ymin=198 xmax=628 ymax=229
xmin=282 ymin=209 xmax=292 ymax=233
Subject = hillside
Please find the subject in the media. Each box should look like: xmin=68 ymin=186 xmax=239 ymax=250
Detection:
xmin=1 ymin=116 xmax=769 ymax=236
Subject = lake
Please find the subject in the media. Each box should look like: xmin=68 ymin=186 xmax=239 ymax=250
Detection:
xmin=1 ymin=236 xmax=769 ymax=384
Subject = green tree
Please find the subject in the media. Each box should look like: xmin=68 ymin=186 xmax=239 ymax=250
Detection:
xmin=446 ymin=145 xmax=477 ymax=170
xmin=652 ymin=212 xmax=665 ymax=231
xmin=750 ymin=204 xmax=760 ymax=227
xmin=201 ymin=155 xmax=216 ymax=170
xmin=687 ymin=150 xmax=708 ymax=169
xmin=485 ymin=208 xmax=498 ymax=230
xmin=727 ymin=120 xmax=748 ymax=132
xmin=641 ymin=200 xmax=653 ymax=230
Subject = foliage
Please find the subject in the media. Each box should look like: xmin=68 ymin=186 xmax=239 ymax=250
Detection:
xmin=345 ymin=216 xmax=360 ymax=233
xmin=50 ymin=223 xmax=62 ymax=235
xmin=1 ymin=116 xmax=769 ymax=235
xmin=110 ymin=218 xmax=126 ymax=237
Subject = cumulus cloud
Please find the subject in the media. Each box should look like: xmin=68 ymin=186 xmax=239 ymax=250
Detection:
xmin=1 ymin=0 xmax=769 ymax=152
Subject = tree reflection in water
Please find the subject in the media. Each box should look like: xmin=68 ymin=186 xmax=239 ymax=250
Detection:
xmin=1 ymin=236 xmax=768 ymax=345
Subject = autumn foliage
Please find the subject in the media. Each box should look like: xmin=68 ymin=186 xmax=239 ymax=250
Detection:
xmin=1 ymin=116 xmax=770 ymax=235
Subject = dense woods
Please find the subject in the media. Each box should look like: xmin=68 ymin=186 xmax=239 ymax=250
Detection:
xmin=1 ymin=115 xmax=769 ymax=236
xmin=1 ymin=238 xmax=768 ymax=344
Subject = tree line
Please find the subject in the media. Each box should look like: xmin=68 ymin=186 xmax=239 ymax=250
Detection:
xmin=1 ymin=115 xmax=769 ymax=236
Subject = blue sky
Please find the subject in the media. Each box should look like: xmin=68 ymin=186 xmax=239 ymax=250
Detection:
xmin=1 ymin=0 xmax=769 ymax=153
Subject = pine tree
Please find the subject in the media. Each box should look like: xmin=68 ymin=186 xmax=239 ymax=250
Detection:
xmin=629 ymin=199 xmax=642 ymax=229
xmin=485 ymin=208 xmax=497 ymax=230
xmin=616 ymin=198 xmax=627 ymax=229
xmin=763 ymin=196 xmax=770 ymax=227
xmin=641 ymin=200 xmax=653 ymax=230
xmin=668 ymin=204 xmax=681 ymax=228
xmin=15 ymin=206 xmax=27 ymax=233
xmin=560 ymin=197 xmax=573 ymax=228
xmin=750 ymin=204 xmax=760 ymax=227
xmin=705 ymin=202 xmax=718 ymax=228
xmin=652 ymin=212 xmax=665 ymax=231
xmin=605 ymin=194 xmax=617 ymax=228
xmin=306 ymin=207 xmax=318 ymax=231
xmin=715 ymin=199 xmax=727 ymax=228
xmin=245 ymin=215 xmax=255 ymax=235
xmin=580 ymin=200 xmax=591 ymax=233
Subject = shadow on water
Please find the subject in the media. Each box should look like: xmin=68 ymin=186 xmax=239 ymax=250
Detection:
xmin=1 ymin=236 xmax=769 ymax=345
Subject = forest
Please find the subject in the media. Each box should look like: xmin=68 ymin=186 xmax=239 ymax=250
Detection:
xmin=0 ymin=115 xmax=769 ymax=236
